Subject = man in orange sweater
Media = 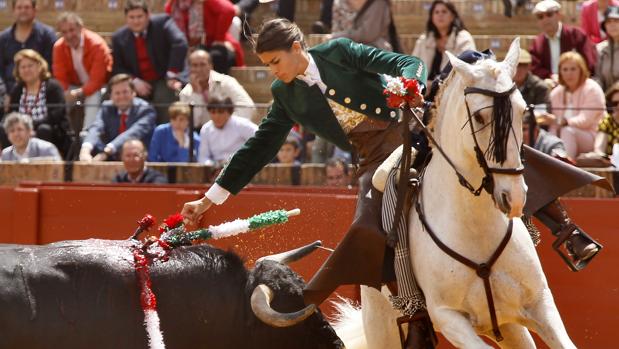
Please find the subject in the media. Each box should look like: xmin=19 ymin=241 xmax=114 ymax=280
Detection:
xmin=53 ymin=12 xmax=112 ymax=132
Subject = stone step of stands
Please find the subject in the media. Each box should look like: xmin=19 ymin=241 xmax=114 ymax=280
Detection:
xmin=0 ymin=0 xmax=582 ymax=38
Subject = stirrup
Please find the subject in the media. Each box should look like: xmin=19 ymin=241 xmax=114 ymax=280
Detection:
xmin=552 ymin=223 xmax=603 ymax=272
xmin=396 ymin=312 xmax=437 ymax=349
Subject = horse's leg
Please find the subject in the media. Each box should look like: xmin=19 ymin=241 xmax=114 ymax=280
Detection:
xmin=525 ymin=290 xmax=576 ymax=349
xmin=430 ymin=308 xmax=493 ymax=349
xmin=360 ymin=285 xmax=401 ymax=349
xmin=494 ymin=323 xmax=536 ymax=349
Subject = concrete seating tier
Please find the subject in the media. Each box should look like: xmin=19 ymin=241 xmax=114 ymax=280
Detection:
xmin=0 ymin=0 xmax=164 ymax=32
xmin=0 ymin=0 xmax=583 ymax=38
xmin=392 ymin=0 xmax=581 ymax=35
xmin=0 ymin=161 xmax=615 ymax=199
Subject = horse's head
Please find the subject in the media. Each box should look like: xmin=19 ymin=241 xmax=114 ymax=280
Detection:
xmin=440 ymin=38 xmax=527 ymax=218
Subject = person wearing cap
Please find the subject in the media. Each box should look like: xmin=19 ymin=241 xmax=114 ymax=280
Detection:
xmin=580 ymin=0 xmax=619 ymax=44
xmin=514 ymin=48 xmax=551 ymax=110
xmin=595 ymin=6 xmax=619 ymax=91
xmin=529 ymin=0 xmax=597 ymax=81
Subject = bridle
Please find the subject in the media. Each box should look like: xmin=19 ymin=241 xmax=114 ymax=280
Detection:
xmin=410 ymin=82 xmax=524 ymax=198
xmin=462 ymin=83 xmax=524 ymax=196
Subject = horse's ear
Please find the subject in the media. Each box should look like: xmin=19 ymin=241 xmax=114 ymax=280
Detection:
xmin=502 ymin=37 xmax=521 ymax=78
xmin=446 ymin=51 xmax=476 ymax=85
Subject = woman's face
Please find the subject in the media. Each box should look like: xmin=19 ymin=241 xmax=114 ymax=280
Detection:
xmin=257 ymin=42 xmax=305 ymax=83
xmin=209 ymin=108 xmax=232 ymax=129
xmin=431 ymin=3 xmax=455 ymax=32
xmin=7 ymin=122 xmax=30 ymax=149
xmin=170 ymin=115 xmax=189 ymax=132
xmin=559 ymin=59 xmax=582 ymax=91
xmin=605 ymin=18 xmax=619 ymax=40
xmin=18 ymin=57 xmax=41 ymax=85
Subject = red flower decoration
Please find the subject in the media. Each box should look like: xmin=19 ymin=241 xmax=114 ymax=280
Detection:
xmin=160 ymin=213 xmax=184 ymax=232
xmin=137 ymin=214 xmax=156 ymax=231
xmin=383 ymin=77 xmax=420 ymax=109
xmin=386 ymin=94 xmax=405 ymax=109
xmin=403 ymin=78 xmax=419 ymax=97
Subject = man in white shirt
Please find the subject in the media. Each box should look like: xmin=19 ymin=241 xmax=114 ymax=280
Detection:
xmin=1 ymin=112 xmax=61 ymax=161
xmin=180 ymin=49 xmax=256 ymax=129
xmin=198 ymin=95 xmax=257 ymax=166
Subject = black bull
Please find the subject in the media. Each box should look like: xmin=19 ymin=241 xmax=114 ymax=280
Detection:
xmin=0 ymin=240 xmax=344 ymax=349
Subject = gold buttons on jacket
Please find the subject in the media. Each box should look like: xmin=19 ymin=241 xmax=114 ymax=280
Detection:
xmin=360 ymin=103 xmax=367 ymax=110
xmin=375 ymin=107 xmax=382 ymax=114
xmin=390 ymin=111 xmax=397 ymax=118
xmin=328 ymin=89 xmax=336 ymax=96
xmin=344 ymin=97 xmax=351 ymax=104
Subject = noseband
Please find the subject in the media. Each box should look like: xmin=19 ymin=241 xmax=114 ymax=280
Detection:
xmin=462 ymin=83 xmax=524 ymax=196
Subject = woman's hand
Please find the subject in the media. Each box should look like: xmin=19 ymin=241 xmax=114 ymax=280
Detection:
xmin=408 ymin=92 xmax=425 ymax=108
xmin=181 ymin=196 xmax=213 ymax=226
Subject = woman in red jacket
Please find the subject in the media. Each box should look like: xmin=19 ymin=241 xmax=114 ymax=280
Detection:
xmin=165 ymin=0 xmax=245 ymax=73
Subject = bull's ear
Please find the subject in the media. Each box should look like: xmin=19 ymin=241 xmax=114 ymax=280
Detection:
xmin=446 ymin=50 xmax=477 ymax=85
xmin=502 ymin=37 xmax=521 ymax=79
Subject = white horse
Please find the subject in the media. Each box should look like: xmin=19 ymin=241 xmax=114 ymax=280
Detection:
xmin=336 ymin=39 xmax=577 ymax=349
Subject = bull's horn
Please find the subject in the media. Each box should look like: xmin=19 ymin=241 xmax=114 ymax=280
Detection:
xmin=256 ymin=240 xmax=322 ymax=265
xmin=251 ymin=284 xmax=317 ymax=327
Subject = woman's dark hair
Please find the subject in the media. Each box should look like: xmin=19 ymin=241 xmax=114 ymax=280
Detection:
xmin=426 ymin=0 xmax=466 ymax=38
xmin=255 ymin=19 xmax=306 ymax=53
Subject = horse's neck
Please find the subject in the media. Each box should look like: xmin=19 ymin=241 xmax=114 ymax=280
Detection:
xmin=422 ymin=155 xmax=505 ymax=228
xmin=421 ymin=79 xmax=510 ymax=239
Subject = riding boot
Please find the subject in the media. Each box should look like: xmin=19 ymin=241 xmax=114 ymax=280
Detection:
xmin=534 ymin=199 xmax=601 ymax=270
xmin=404 ymin=312 xmax=438 ymax=349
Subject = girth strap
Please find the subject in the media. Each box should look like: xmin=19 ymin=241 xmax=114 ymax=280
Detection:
xmin=416 ymin=199 xmax=513 ymax=342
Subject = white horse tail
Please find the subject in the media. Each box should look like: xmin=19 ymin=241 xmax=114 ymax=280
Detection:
xmin=331 ymin=296 xmax=367 ymax=349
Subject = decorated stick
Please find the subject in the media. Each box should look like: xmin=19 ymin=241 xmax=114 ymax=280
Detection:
xmin=130 ymin=214 xmax=156 ymax=240
xmin=162 ymin=209 xmax=301 ymax=247
xmin=132 ymin=209 xmax=301 ymax=349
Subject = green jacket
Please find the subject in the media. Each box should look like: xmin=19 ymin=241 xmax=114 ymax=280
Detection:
xmin=217 ymin=38 xmax=427 ymax=194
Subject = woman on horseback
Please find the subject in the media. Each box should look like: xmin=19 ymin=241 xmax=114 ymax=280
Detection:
xmin=181 ymin=18 xmax=433 ymax=348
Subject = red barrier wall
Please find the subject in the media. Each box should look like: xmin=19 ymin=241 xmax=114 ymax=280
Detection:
xmin=0 ymin=183 xmax=617 ymax=348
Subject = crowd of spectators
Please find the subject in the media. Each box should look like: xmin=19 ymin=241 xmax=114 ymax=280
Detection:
xmin=1 ymin=0 xmax=619 ymax=187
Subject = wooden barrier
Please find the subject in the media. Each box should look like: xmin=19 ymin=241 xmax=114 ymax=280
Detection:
xmin=0 ymin=161 xmax=613 ymax=198
xmin=0 ymin=182 xmax=617 ymax=347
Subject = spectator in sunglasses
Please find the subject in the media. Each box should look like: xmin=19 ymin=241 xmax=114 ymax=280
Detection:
xmin=529 ymin=0 xmax=596 ymax=82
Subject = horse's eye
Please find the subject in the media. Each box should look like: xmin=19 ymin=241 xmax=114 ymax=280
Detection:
xmin=473 ymin=112 xmax=484 ymax=124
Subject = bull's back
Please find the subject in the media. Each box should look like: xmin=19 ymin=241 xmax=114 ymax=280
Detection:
xmin=0 ymin=240 xmax=150 ymax=348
